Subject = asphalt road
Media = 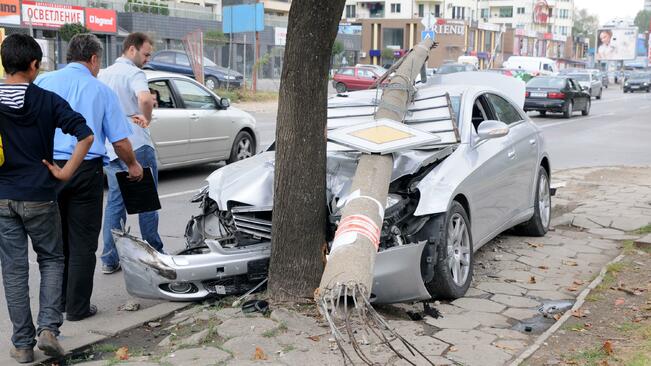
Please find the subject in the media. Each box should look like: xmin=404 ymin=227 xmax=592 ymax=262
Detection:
xmin=1 ymin=85 xmax=649 ymax=360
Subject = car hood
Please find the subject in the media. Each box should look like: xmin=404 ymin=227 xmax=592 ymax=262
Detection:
xmin=206 ymin=148 xmax=454 ymax=210
xmin=206 ymin=66 xmax=242 ymax=77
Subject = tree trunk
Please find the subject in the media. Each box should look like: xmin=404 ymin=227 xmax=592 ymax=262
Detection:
xmin=268 ymin=0 xmax=347 ymax=301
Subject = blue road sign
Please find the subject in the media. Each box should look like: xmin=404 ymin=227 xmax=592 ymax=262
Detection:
xmin=223 ymin=3 xmax=265 ymax=33
xmin=421 ymin=31 xmax=436 ymax=41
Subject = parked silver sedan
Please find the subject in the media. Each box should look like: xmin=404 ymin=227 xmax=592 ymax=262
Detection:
xmin=114 ymin=73 xmax=552 ymax=303
xmin=145 ymin=71 xmax=258 ymax=170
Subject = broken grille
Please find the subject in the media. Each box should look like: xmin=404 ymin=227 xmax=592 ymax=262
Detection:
xmin=231 ymin=206 xmax=272 ymax=239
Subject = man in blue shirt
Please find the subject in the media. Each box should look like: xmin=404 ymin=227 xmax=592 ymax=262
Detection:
xmin=35 ymin=34 xmax=143 ymax=322
xmin=99 ymin=32 xmax=165 ymax=274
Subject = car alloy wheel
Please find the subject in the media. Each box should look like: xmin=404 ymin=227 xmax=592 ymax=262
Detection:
xmin=205 ymin=76 xmax=218 ymax=91
xmin=447 ymin=213 xmax=471 ymax=286
xmin=227 ymin=131 xmax=255 ymax=164
xmin=516 ymin=166 xmax=551 ymax=237
xmin=237 ymin=138 xmax=252 ymax=160
xmin=563 ymin=100 xmax=573 ymax=119
xmin=335 ymin=83 xmax=347 ymax=93
xmin=538 ymin=171 xmax=551 ymax=229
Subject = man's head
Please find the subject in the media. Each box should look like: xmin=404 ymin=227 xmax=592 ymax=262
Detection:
xmin=1 ymin=34 xmax=42 ymax=82
xmin=67 ymin=33 xmax=103 ymax=77
xmin=599 ymin=30 xmax=612 ymax=46
xmin=122 ymin=32 xmax=153 ymax=68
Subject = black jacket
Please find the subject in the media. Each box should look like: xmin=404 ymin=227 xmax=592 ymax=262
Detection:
xmin=0 ymin=83 xmax=93 ymax=201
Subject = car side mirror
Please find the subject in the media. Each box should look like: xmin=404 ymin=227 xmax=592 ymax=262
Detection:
xmin=477 ymin=120 xmax=509 ymax=141
xmin=220 ymin=97 xmax=230 ymax=109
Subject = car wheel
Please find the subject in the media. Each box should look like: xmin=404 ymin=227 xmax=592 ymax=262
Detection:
xmin=596 ymin=90 xmax=602 ymax=100
xmin=420 ymin=201 xmax=473 ymax=299
xmin=563 ymin=100 xmax=573 ymax=119
xmin=582 ymin=99 xmax=591 ymax=116
xmin=205 ymin=76 xmax=218 ymax=91
xmin=539 ymin=110 xmax=547 ymax=116
xmin=516 ymin=166 xmax=551 ymax=237
xmin=335 ymin=82 xmax=347 ymax=93
xmin=227 ymin=131 xmax=255 ymax=164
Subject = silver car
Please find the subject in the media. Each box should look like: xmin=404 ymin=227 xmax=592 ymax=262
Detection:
xmin=114 ymin=73 xmax=552 ymax=303
xmin=568 ymin=72 xmax=603 ymax=100
xmin=146 ymin=71 xmax=258 ymax=170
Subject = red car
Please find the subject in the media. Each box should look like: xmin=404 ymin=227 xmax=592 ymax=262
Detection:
xmin=332 ymin=66 xmax=383 ymax=93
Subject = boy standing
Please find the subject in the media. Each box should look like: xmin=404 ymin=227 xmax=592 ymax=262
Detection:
xmin=0 ymin=34 xmax=94 ymax=363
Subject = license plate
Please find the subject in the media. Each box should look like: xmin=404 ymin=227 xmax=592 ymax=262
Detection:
xmin=213 ymin=285 xmax=226 ymax=294
xmin=631 ymin=85 xmax=639 ymax=89
xmin=530 ymin=92 xmax=546 ymax=98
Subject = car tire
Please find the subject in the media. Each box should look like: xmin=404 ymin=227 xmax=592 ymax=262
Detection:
xmin=227 ymin=131 xmax=255 ymax=164
xmin=205 ymin=76 xmax=219 ymax=91
xmin=596 ymin=90 xmax=602 ymax=100
xmin=582 ymin=99 xmax=591 ymax=116
xmin=335 ymin=82 xmax=347 ymax=93
xmin=563 ymin=100 xmax=573 ymax=119
xmin=539 ymin=110 xmax=547 ymax=116
xmin=516 ymin=166 xmax=551 ymax=237
xmin=420 ymin=201 xmax=474 ymax=300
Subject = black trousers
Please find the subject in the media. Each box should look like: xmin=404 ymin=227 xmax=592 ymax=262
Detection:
xmin=55 ymin=158 xmax=104 ymax=318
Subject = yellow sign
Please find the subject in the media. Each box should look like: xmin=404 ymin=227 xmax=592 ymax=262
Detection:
xmin=0 ymin=28 xmax=4 ymax=79
xmin=351 ymin=125 xmax=414 ymax=145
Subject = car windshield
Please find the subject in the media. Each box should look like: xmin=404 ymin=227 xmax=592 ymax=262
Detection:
xmin=568 ymin=74 xmax=589 ymax=81
xmin=203 ymin=57 xmax=217 ymax=67
xmin=629 ymin=73 xmax=650 ymax=80
xmin=527 ymin=77 xmax=566 ymax=88
xmin=438 ymin=65 xmax=467 ymax=74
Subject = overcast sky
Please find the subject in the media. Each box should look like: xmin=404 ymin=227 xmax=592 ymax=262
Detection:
xmin=574 ymin=0 xmax=644 ymax=24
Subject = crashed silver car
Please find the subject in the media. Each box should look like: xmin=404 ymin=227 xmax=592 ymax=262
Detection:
xmin=114 ymin=72 xmax=552 ymax=304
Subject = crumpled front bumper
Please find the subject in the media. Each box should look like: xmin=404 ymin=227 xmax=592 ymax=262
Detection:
xmin=114 ymin=229 xmax=431 ymax=304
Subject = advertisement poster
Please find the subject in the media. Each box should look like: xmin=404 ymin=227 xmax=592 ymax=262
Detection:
xmin=0 ymin=0 xmax=20 ymax=25
xmin=595 ymin=27 xmax=637 ymax=61
xmin=22 ymin=1 xmax=84 ymax=29
xmin=85 ymin=7 xmax=116 ymax=33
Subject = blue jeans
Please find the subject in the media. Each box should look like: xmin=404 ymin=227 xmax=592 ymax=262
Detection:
xmin=0 ymin=200 xmax=64 ymax=349
xmin=102 ymin=145 xmax=164 ymax=267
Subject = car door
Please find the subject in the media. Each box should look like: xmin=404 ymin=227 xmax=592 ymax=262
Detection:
xmin=568 ymin=79 xmax=586 ymax=110
xmin=357 ymin=68 xmax=378 ymax=89
xmin=147 ymin=79 xmax=190 ymax=165
xmin=485 ymin=93 xmax=538 ymax=218
xmin=464 ymin=95 xmax=515 ymax=242
xmin=171 ymin=78 xmax=232 ymax=160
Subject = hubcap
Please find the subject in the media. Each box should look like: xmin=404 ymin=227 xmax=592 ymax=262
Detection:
xmin=446 ymin=213 xmax=471 ymax=286
xmin=236 ymin=138 xmax=252 ymax=160
xmin=206 ymin=79 xmax=216 ymax=90
xmin=538 ymin=172 xmax=551 ymax=228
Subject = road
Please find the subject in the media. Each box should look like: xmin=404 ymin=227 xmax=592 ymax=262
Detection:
xmin=1 ymin=86 xmax=649 ymax=362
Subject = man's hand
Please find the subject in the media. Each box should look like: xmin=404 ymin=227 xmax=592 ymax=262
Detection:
xmin=131 ymin=114 xmax=149 ymax=128
xmin=42 ymin=159 xmax=73 ymax=181
xmin=127 ymin=161 xmax=144 ymax=182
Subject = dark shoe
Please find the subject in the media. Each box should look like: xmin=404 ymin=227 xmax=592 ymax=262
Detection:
xmin=37 ymin=330 xmax=65 ymax=358
xmin=66 ymin=304 xmax=98 ymax=321
xmin=101 ymin=263 xmax=121 ymax=274
xmin=10 ymin=347 xmax=34 ymax=363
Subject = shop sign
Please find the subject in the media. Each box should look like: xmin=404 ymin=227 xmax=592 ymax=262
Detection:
xmin=22 ymin=1 xmax=84 ymax=28
xmin=0 ymin=0 xmax=19 ymax=26
xmin=85 ymin=7 xmax=116 ymax=33
xmin=543 ymin=32 xmax=553 ymax=40
xmin=478 ymin=22 xmax=500 ymax=32
xmin=274 ymin=26 xmax=286 ymax=46
xmin=552 ymin=34 xmax=566 ymax=42
xmin=430 ymin=22 xmax=465 ymax=36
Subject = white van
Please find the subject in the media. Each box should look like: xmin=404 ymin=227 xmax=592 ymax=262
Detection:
xmin=457 ymin=55 xmax=479 ymax=68
xmin=502 ymin=56 xmax=557 ymax=75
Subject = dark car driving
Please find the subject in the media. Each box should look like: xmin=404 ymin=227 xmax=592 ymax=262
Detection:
xmin=144 ymin=50 xmax=243 ymax=90
xmin=524 ymin=76 xmax=591 ymax=118
xmin=623 ymin=72 xmax=651 ymax=93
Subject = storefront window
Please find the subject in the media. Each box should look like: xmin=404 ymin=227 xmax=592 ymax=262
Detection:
xmin=484 ymin=31 xmax=492 ymax=52
xmin=382 ymin=28 xmax=404 ymax=49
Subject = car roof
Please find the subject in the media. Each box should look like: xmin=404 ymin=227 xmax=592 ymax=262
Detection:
xmin=144 ymin=70 xmax=196 ymax=81
xmin=153 ymin=50 xmax=185 ymax=55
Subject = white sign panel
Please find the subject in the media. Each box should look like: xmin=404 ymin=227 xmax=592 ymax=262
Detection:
xmin=274 ymin=26 xmax=286 ymax=46
xmin=596 ymin=27 xmax=637 ymax=61
xmin=21 ymin=1 xmax=84 ymax=28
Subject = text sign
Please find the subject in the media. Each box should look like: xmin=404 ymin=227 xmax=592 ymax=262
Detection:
xmin=85 ymin=7 xmax=116 ymax=33
xmin=22 ymin=1 xmax=84 ymax=28
xmin=0 ymin=0 xmax=20 ymax=26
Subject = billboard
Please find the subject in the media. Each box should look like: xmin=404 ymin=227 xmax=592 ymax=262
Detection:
xmin=22 ymin=1 xmax=84 ymax=28
xmin=595 ymin=27 xmax=637 ymax=61
xmin=85 ymin=7 xmax=116 ymax=33
xmin=222 ymin=3 xmax=264 ymax=34
xmin=0 ymin=0 xmax=20 ymax=26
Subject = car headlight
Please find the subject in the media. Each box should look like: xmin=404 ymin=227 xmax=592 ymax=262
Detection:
xmin=625 ymin=82 xmax=629 ymax=86
xmin=644 ymin=82 xmax=649 ymax=86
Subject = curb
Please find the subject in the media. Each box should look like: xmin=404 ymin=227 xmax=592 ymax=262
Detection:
xmin=509 ymin=253 xmax=625 ymax=365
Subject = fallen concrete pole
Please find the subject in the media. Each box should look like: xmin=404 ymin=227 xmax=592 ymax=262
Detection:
xmin=317 ymin=38 xmax=436 ymax=365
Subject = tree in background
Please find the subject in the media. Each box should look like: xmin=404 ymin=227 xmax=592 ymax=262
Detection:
xmin=268 ymin=0 xmax=347 ymax=301
xmin=331 ymin=40 xmax=344 ymax=68
xmin=572 ymin=8 xmax=599 ymax=47
xmin=59 ymin=23 xmax=89 ymax=43
xmin=635 ymin=10 xmax=651 ymax=34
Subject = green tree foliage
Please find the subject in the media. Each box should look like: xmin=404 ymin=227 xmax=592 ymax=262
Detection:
xmin=331 ymin=40 xmax=344 ymax=56
xmin=205 ymin=30 xmax=227 ymax=43
xmin=59 ymin=23 xmax=89 ymax=42
xmin=572 ymin=8 xmax=599 ymax=47
xmin=125 ymin=0 xmax=169 ymax=16
xmin=634 ymin=10 xmax=651 ymax=34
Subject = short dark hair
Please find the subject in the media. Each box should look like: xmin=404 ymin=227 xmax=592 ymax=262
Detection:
xmin=1 ymin=34 xmax=42 ymax=75
xmin=66 ymin=33 xmax=103 ymax=63
xmin=122 ymin=32 xmax=153 ymax=54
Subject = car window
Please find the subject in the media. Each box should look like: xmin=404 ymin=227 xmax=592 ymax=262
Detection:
xmin=485 ymin=94 xmax=523 ymax=125
xmin=471 ymin=99 xmax=489 ymax=132
xmin=176 ymin=53 xmax=191 ymax=67
xmin=172 ymin=79 xmax=217 ymax=109
xmin=148 ymin=80 xmax=176 ymax=109
xmin=338 ymin=68 xmax=354 ymax=76
xmin=358 ymin=69 xmax=376 ymax=78
xmin=569 ymin=79 xmax=581 ymax=91
xmin=153 ymin=52 xmax=174 ymax=64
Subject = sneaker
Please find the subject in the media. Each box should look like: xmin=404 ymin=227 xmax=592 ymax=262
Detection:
xmin=101 ymin=263 xmax=121 ymax=274
xmin=37 ymin=330 xmax=65 ymax=358
xmin=66 ymin=304 xmax=98 ymax=322
xmin=10 ymin=347 xmax=34 ymax=363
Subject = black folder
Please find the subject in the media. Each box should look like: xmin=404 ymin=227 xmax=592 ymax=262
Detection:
xmin=115 ymin=168 xmax=161 ymax=214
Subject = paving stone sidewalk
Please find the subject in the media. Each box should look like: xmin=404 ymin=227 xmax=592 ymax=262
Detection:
xmin=73 ymin=167 xmax=651 ymax=366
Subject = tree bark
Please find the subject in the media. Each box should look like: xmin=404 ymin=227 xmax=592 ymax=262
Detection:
xmin=268 ymin=0 xmax=346 ymax=301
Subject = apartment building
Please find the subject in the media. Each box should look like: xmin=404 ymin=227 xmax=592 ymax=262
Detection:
xmin=478 ymin=0 xmax=573 ymax=36
xmin=645 ymin=0 xmax=651 ymax=11
xmin=343 ymin=0 xmax=478 ymax=22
